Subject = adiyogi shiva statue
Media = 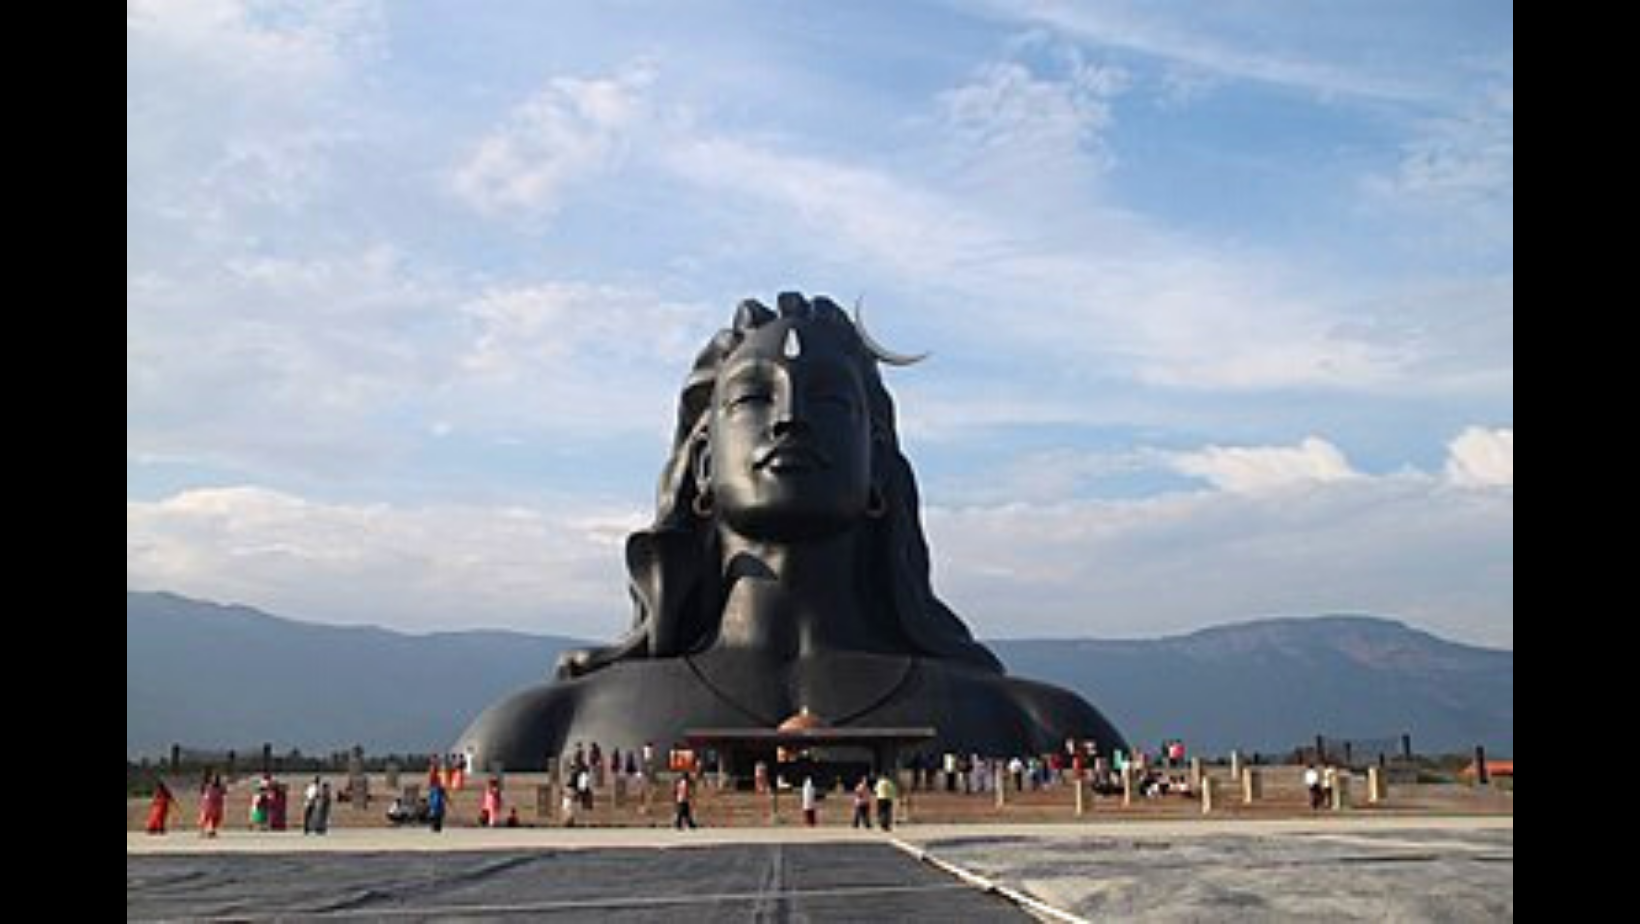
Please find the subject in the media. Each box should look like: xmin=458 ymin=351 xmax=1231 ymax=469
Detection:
xmin=456 ymin=292 xmax=1126 ymax=768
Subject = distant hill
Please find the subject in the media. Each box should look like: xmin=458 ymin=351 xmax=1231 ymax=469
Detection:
xmin=126 ymin=592 xmax=583 ymax=759
xmin=127 ymin=592 xmax=1511 ymax=759
xmin=990 ymin=617 xmax=1512 ymax=757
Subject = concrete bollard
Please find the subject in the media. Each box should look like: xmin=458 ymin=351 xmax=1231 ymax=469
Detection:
xmin=1368 ymin=766 xmax=1386 ymax=804
xmin=1121 ymin=765 xmax=1133 ymax=806
xmin=1200 ymin=775 xmax=1214 ymax=814
xmin=1229 ymin=750 xmax=1242 ymax=783
xmin=1189 ymin=757 xmax=1203 ymax=792
xmin=1075 ymin=777 xmax=1087 ymax=816
xmin=1331 ymin=773 xmax=1351 ymax=811
xmin=995 ymin=774 xmax=1007 ymax=809
xmin=537 ymin=783 xmax=556 ymax=822
xmin=1242 ymin=768 xmax=1261 ymax=804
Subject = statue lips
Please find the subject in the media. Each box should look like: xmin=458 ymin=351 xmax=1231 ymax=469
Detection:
xmin=754 ymin=441 xmax=831 ymax=475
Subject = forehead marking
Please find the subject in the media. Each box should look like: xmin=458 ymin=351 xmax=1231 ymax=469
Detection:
xmin=783 ymin=328 xmax=802 ymax=359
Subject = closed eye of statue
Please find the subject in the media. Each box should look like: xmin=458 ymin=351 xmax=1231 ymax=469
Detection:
xmin=726 ymin=389 xmax=773 ymax=411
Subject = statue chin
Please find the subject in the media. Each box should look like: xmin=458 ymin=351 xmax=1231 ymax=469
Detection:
xmin=717 ymin=502 xmax=862 ymax=543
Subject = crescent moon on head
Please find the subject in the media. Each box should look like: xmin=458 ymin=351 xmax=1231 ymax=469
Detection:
xmin=851 ymin=297 xmax=929 ymax=367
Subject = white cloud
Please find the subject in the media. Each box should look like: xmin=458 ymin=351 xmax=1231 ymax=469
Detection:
xmin=452 ymin=65 xmax=655 ymax=218
xmin=1166 ymin=437 xmax=1359 ymax=494
xmin=665 ymin=133 xmax=1401 ymax=391
xmin=963 ymin=0 xmax=1438 ymax=104
xmin=127 ymin=0 xmax=382 ymax=229
xmin=1445 ymin=426 xmax=1513 ymax=488
xmin=127 ymin=487 xmax=646 ymax=636
xmin=925 ymin=470 xmax=1512 ymax=648
xmin=937 ymin=52 xmax=1129 ymax=179
xmin=1362 ymin=76 xmax=1513 ymax=253
xmin=459 ymin=282 xmax=710 ymax=379
xmin=127 ymin=246 xmax=460 ymax=476
xmin=129 ymin=256 xmax=725 ymax=478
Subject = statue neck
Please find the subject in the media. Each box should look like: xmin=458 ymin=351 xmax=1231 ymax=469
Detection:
xmin=714 ymin=526 xmax=891 ymax=660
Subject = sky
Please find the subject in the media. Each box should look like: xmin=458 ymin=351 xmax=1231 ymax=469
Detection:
xmin=127 ymin=0 xmax=1513 ymax=648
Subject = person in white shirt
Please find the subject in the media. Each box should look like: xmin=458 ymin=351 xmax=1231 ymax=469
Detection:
xmin=801 ymin=777 xmax=818 ymax=826
xmin=1304 ymin=764 xmax=1323 ymax=810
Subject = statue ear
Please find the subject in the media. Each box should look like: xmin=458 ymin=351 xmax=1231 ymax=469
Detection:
xmin=691 ymin=433 xmax=713 ymax=492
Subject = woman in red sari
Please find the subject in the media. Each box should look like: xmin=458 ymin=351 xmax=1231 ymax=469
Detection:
xmin=145 ymin=780 xmax=177 ymax=835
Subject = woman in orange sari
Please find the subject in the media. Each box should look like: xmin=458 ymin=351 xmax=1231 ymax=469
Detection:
xmin=145 ymin=780 xmax=177 ymax=835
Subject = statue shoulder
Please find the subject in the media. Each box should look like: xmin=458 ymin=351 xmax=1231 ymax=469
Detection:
xmin=456 ymin=680 xmax=583 ymax=770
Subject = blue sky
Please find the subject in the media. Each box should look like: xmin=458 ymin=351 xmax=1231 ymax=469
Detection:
xmin=127 ymin=0 xmax=1513 ymax=647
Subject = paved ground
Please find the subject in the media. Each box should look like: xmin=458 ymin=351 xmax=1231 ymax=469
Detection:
xmin=128 ymin=817 xmax=1513 ymax=922
xmin=917 ymin=822 xmax=1514 ymax=922
xmin=127 ymin=842 xmax=1028 ymax=923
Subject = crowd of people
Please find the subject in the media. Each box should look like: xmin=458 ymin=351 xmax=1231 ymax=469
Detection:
xmin=145 ymin=736 xmax=1296 ymax=836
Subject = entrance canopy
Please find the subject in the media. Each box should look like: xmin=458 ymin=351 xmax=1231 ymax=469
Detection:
xmin=683 ymin=727 xmax=936 ymax=778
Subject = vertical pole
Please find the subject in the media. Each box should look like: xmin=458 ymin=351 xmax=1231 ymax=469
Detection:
xmin=1242 ymin=767 xmax=1260 ymax=804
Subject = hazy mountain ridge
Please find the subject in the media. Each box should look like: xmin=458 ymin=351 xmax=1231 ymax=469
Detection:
xmin=127 ymin=592 xmax=1512 ymax=758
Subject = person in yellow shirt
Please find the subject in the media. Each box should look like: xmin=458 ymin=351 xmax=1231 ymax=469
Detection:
xmin=874 ymin=773 xmax=898 ymax=831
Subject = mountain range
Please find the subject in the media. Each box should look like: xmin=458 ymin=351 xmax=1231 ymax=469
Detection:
xmin=127 ymin=591 xmax=1511 ymax=759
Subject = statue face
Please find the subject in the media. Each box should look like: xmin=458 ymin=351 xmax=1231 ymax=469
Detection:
xmin=707 ymin=319 xmax=872 ymax=541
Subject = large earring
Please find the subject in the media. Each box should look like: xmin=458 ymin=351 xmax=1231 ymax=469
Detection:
xmin=865 ymin=485 xmax=887 ymax=519
xmin=691 ymin=437 xmax=713 ymax=518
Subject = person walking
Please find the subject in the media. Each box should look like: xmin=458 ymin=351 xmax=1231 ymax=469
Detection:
xmin=481 ymin=777 xmax=504 ymax=827
xmin=198 ymin=773 xmax=226 ymax=838
xmin=801 ymin=776 xmax=818 ymax=827
xmin=249 ymin=779 xmax=270 ymax=831
xmin=313 ymin=781 xmax=333 ymax=834
xmin=851 ymin=777 xmax=872 ymax=829
xmin=874 ymin=773 xmax=898 ymax=832
xmin=674 ymin=772 xmax=698 ymax=830
xmin=303 ymin=776 xmax=322 ymax=834
xmin=145 ymin=780 xmax=178 ymax=835
xmin=427 ymin=777 xmax=447 ymax=833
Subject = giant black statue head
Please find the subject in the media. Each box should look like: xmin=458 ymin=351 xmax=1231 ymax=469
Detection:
xmin=556 ymin=291 xmax=1002 ymax=677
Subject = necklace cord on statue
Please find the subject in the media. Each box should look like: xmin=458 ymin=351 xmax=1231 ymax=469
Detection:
xmin=680 ymin=654 xmax=920 ymax=728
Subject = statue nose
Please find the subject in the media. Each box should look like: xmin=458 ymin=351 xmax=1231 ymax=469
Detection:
xmin=771 ymin=388 xmax=809 ymax=438
xmin=770 ymin=416 xmax=811 ymax=440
